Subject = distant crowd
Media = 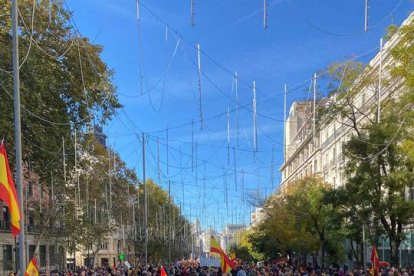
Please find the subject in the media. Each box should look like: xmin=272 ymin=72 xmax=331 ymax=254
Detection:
xmin=11 ymin=259 xmax=414 ymax=276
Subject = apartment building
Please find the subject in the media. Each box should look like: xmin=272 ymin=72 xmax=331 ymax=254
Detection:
xmin=279 ymin=12 xmax=414 ymax=266
xmin=280 ymin=12 xmax=413 ymax=191
xmin=0 ymin=167 xmax=66 ymax=274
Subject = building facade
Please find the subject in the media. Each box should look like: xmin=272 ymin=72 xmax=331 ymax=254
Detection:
xmin=220 ymin=224 xmax=246 ymax=253
xmin=0 ymin=167 xmax=66 ymax=274
xmin=279 ymin=12 xmax=414 ymax=266
xmin=280 ymin=12 xmax=413 ymax=191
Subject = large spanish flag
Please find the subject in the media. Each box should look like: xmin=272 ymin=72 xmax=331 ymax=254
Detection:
xmin=0 ymin=143 xmax=21 ymax=236
xmin=210 ymin=236 xmax=235 ymax=273
xmin=25 ymin=255 xmax=39 ymax=276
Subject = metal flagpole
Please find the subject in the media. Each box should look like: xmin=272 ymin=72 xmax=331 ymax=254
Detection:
xmin=142 ymin=133 xmax=148 ymax=267
xmin=11 ymin=0 xmax=27 ymax=274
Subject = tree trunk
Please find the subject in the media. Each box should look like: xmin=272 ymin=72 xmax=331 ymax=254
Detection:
xmin=350 ymin=240 xmax=359 ymax=266
xmin=389 ymin=238 xmax=401 ymax=267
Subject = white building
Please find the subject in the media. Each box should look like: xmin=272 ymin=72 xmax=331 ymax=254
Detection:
xmin=220 ymin=224 xmax=246 ymax=253
xmin=250 ymin=207 xmax=265 ymax=227
xmin=280 ymin=12 xmax=413 ymax=191
xmin=279 ymin=12 xmax=414 ymax=267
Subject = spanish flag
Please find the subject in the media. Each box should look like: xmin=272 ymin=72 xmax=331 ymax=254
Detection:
xmin=0 ymin=143 xmax=21 ymax=236
xmin=370 ymin=245 xmax=380 ymax=276
xmin=25 ymin=255 xmax=39 ymax=276
xmin=210 ymin=236 xmax=235 ymax=273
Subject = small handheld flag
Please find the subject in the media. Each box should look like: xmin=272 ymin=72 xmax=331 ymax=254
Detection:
xmin=25 ymin=255 xmax=39 ymax=276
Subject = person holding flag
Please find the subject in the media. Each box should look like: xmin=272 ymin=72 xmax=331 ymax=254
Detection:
xmin=210 ymin=236 xmax=236 ymax=274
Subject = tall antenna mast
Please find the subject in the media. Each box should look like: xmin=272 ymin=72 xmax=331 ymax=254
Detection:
xmin=157 ymin=136 xmax=161 ymax=182
xmin=284 ymin=84 xmax=287 ymax=161
xmin=195 ymin=140 xmax=198 ymax=186
xmin=253 ymin=81 xmax=258 ymax=152
xmin=136 ymin=0 xmax=140 ymax=21
xmin=142 ymin=133 xmax=148 ymax=267
xmin=264 ymin=0 xmax=269 ymax=29
xmin=234 ymin=72 xmax=239 ymax=148
xmin=233 ymin=147 xmax=237 ymax=192
xmin=313 ymin=74 xmax=317 ymax=143
xmin=364 ymin=0 xmax=369 ymax=32
xmin=191 ymin=0 xmax=196 ymax=27
xmin=191 ymin=119 xmax=194 ymax=172
xmin=197 ymin=44 xmax=203 ymax=130
xmin=227 ymin=107 xmax=230 ymax=165
xmin=166 ymin=127 xmax=169 ymax=177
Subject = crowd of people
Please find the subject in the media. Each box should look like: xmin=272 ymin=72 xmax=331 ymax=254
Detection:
xmin=17 ymin=259 xmax=414 ymax=276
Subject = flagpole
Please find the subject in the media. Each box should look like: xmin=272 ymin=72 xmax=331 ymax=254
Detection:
xmin=11 ymin=0 xmax=26 ymax=274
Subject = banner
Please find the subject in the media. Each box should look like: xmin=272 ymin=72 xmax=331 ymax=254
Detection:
xmin=200 ymin=256 xmax=220 ymax=267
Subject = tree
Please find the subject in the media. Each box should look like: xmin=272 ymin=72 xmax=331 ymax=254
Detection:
xmin=0 ymin=0 xmax=121 ymax=185
xmin=321 ymin=20 xmax=414 ymax=266
xmin=284 ymin=176 xmax=343 ymax=267
xmin=133 ymin=179 xmax=192 ymax=263
xmin=248 ymin=176 xmax=343 ymax=266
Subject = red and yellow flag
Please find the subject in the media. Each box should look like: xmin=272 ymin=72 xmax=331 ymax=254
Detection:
xmin=160 ymin=266 xmax=167 ymax=276
xmin=0 ymin=143 xmax=21 ymax=236
xmin=25 ymin=255 xmax=39 ymax=276
xmin=371 ymin=245 xmax=380 ymax=276
xmin=210 ymin=236 xmax=235 ymax=273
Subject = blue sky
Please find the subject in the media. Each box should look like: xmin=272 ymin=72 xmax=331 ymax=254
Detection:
xmin=67 ymin=0 xmax=413 ymax=232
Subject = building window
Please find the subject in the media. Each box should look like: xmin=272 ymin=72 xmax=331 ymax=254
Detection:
xmin=49 ymin=245 xmax=56 ymax=265
xmin=29 ymin=245 xmax=36 ymax=261
xmin=2 ymin=206 xmax=10 ymax=230
xmin=314 ymin=160 xmax=318 ymax=172
xmin=40 ymin=245 xmax=47 ymax=267
xmin=100 ymin=242 xmax=108 ymax=250
xmin=3 ymin=245 xmax=13 ymax=270
xmin=361 ymin=92 xmax=366 ymax=106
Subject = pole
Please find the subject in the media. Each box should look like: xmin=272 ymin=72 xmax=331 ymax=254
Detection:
xmin=377 ymin=38 xmax=383 ymax=123
xmin=252 ymin=81 xmax=257 ymax=152
xmin=235 ymin=72 xmax=239 ymax=148
xmin=190 ymin=0 xmax=195 ymax=27
xmin=142 ymin=133 xmax=148 ymax=268
xmin=108 ymin=150 xmax=112 ymax=217
xmin=364 ymin=0 xmax=369 ymax=32
xmin=11 ymin=0 xmax=26 ymax=273
xmin=168 ymin=180 xmax=171 ymax=264
xmin=283 ymin=84 xmax=287 ymax=161
xmin=313 ymin=73 xmax=317 ymax=144
xmin=263 ymin=0 xmax=268 ymax=29
xmin=362 ymin=224 xmax=366 ymax=271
